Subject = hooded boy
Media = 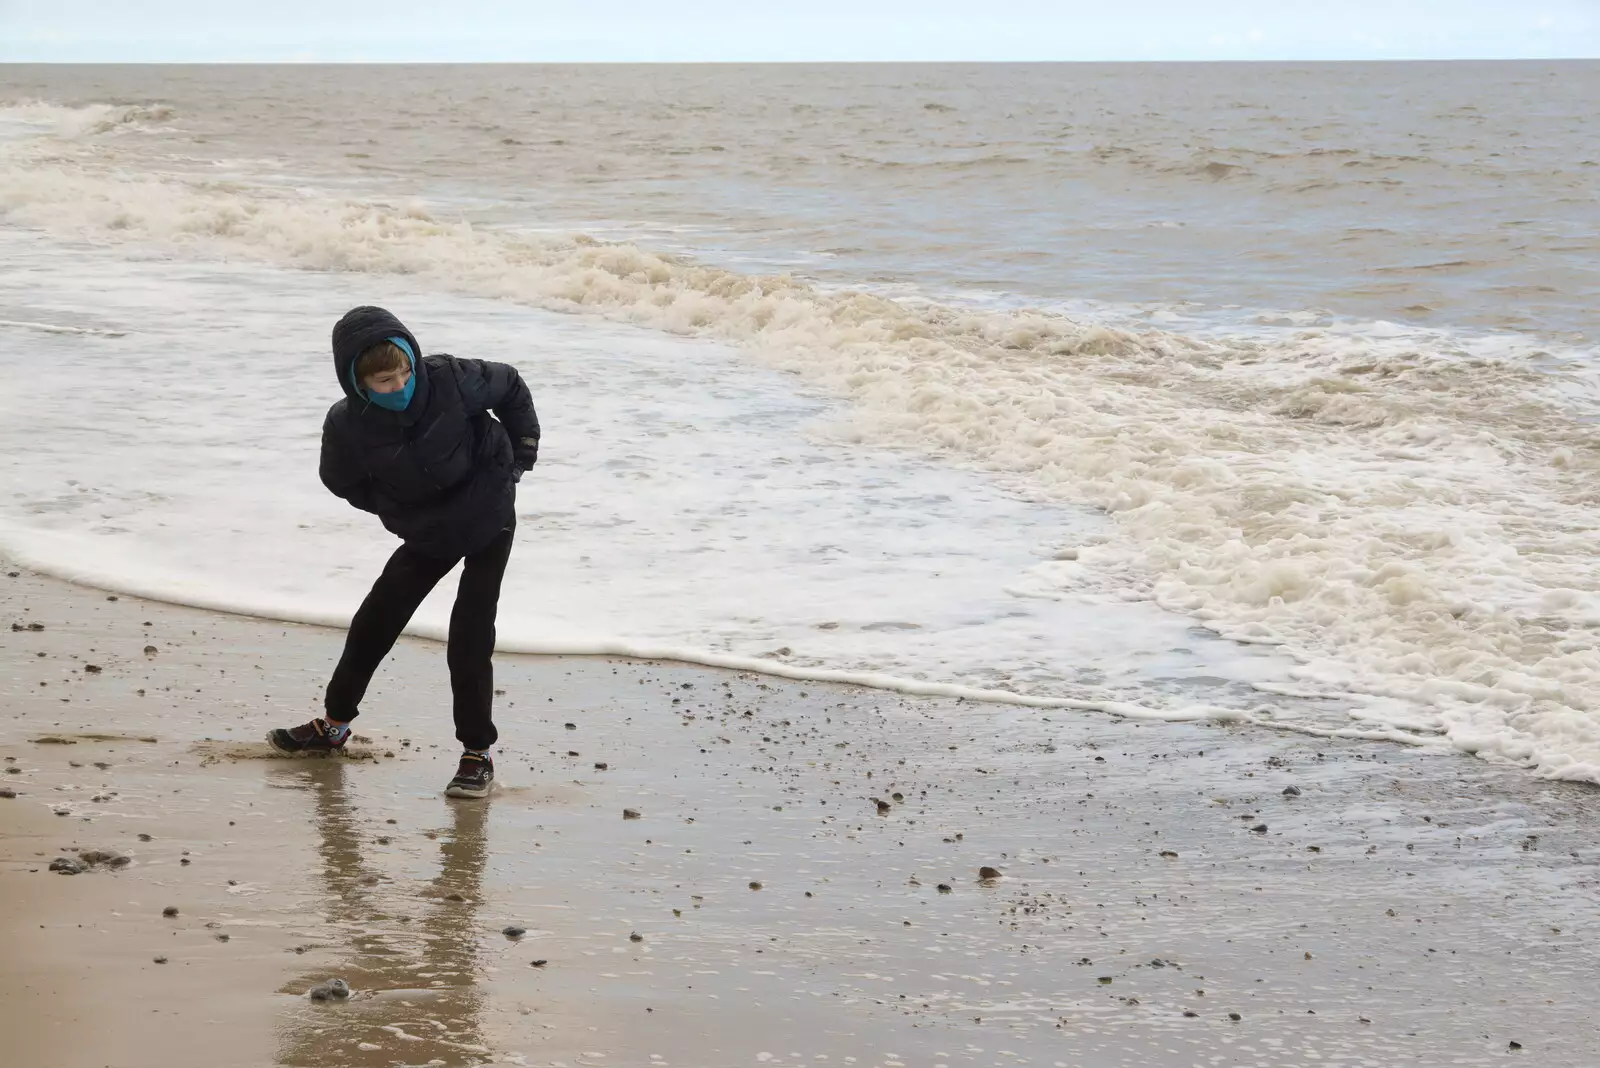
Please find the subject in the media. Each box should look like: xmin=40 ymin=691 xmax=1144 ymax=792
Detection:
xmin=268 ymin=306 xmax=540 ymax=798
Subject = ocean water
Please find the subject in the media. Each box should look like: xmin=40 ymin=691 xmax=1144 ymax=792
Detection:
xmin=1 ymin=63 xmax=1597 ymax=779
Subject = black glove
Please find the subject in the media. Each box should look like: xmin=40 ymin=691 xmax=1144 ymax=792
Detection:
xmin=513 ymin=437 xmax=538 ymax=481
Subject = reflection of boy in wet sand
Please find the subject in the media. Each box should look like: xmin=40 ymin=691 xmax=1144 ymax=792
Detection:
xmin=277 ymin=762 xmax=491 ymax=1068
xmin=267 ymin=306 xmax=539 ymax=799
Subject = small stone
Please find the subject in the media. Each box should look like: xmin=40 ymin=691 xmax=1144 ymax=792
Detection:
xmin=594 ymin=762 xmax=608 ymax=770
xmin=144 ymin=646 xmax=158 ymax=657
xmin=564 ymin=722 xmax=577 ymax=730
xmin=162 ymin=906 xmax=179 ymax=917
xmin=503 ymin=926 xmax=527 ymax=939
xmin=623 ymin=808 xmax=641 ymax=820
xmin=1250 ymin=824 xmax=1268 ymax=833
xmin=978 ymin=866 xmax=1002 ymax=880
xmin=84 ymin=664 xmax=103 ymax=674
xmin=1159 ymin=850 xmax=1178 ymax=858
xmin=107 ymin=595 xmax=118 ymax=601
xmin=153 ymin=956 xmax=168 ymax=964
xmin=0 ymin=788 xmax=14 ymax=799
xmin=1229 ymin=1012 xmax=1242 ymax=1021
xmin=180 ymin=857 xmax=191 ymax=866
xmin=1509 ymin=1040 xmax=1522 ymax=1050
xmin=629 ymin=932 xmax=644 ymax=942
xmin=50 ymin=857 xmax=90 ymax=875
xmin=215 ymin=933 xmax=231 ymax=942
xmin=445 ymin=892 xmax=467 ymax=902
xmin=936 ymin=883 xmax=952 ymax=894
xmin=875 ymin=799 xmax=891 ymax=813
xmin=749 ymin=881 xmax=763 ymax=890
xmin=1282 ymin=785 xmax=1301 ymax=796
xmin=1183 ymin=1010 xmax=1199 ymax=1018
xmin=1098 ymin=976 xmax=1113 ymax=984
xmin=530 ymin=959 xmax=548 ymax=967
xmin=376 ymin=836 xmax=391 ymax=845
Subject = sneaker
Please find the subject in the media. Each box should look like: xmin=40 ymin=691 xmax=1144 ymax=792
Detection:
xmin=266 ymin=718 xmax=349 ymax=755
xmin=445 ymin=752 xmax=494 ymax=798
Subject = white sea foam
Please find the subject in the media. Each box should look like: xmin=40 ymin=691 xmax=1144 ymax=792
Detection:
xmin=1 ymin=116 xmax=1597 ymax=780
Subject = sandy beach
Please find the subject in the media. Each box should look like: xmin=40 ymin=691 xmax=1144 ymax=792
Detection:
xmin=2 ymin=559 xmax=1597 ymax=1068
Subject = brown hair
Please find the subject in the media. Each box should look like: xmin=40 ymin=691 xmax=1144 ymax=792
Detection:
xmin=355 ymin=341 xmax=408 ymax=381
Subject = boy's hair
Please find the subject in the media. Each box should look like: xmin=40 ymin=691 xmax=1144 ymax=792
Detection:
xmin=355 ymin=340 xmax=409 ymax=381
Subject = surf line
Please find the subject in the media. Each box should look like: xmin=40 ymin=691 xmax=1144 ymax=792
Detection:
xmin=1 ymin=537 xmax=1442 ymax=749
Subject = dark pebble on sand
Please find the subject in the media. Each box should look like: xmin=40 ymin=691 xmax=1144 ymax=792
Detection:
xmin=144 ymin=646 xmax=158 ymax=657
xmin=1509 ymin=1041 xmax=1523 ymax=1050
xmin=623 ymin=808 xmax=641 ymax=820
xmin=50 ymin=857 xmax=90 ymax=875
xmin=594 ymin=762 xmax=608 ymax=770
xmin=153 ymin=956 xmax=168 ymax=964
xmin=1251 ymin=824 xmax=1268 ymax=833
xmin=978 ymin=866 xmax=1002 ymax=880
xmin=0 ymin=788 xmax=15 ymax=799
xmin=630 ymin=932 xmax=644 ymax=942
xmin=1229 ymin=1012 xmax=1242 ymax=1021
xmin=1184 ymin=1010 xmax=1198 ymax=1017
xmin=1283 ymin=784 xmax=1301 ymax=796
xmin=138 ymin=833 xmax=152 ymax=841
xmin=564 ymin=722 xmax=576 ymax=730
xmin=531 ymin=959 xmax=548 ymax=967
xmin=215 ymin=933 xmax=230 ymax=942
xmin=503 ymin=926 xmax=527 ymax=939
xmin=84 ymin=664 xmax=102 ymax=674
xmin=937 ymin=883 xmax=952 ymax=893
xmin=162 ymin=906 xmax=179 ymax=917
xmin=875 ymin=799 xmax=891 ymax=813
xmin=308 ymin=978 xmax=351 ymax=1001
xmin=749 ymin=881 xmax=763 ymax=890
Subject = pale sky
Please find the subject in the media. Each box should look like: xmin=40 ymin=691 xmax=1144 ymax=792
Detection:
xmin=2 ymin=0 xmax=1596 ymax=62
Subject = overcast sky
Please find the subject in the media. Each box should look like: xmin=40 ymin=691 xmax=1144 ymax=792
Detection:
xmin=2 ymin=0 xmax=1596 ymax=62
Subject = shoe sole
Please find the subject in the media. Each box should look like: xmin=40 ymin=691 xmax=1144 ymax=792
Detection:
xmin=445 ymin=781 xmax=493 ymax=799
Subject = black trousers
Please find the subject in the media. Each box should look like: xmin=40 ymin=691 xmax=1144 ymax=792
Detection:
xmin=325 ymin=525 xmax=514 ymax=751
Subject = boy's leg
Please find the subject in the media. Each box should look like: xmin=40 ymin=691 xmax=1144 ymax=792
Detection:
xmin=325 ymin=543 xmax=459 ymax=723
xmin=447 ymin=525 xmax=515 ymax=752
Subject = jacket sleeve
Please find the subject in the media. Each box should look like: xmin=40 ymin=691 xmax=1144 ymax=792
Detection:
xmin=319 ymin=414 xmax=384 ymax=514
xmin=451 ymin=357 xmax=540 ymax=467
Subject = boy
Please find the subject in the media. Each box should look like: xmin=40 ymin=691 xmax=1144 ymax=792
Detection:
xmin=268 ymin=306 xmax=539 ymax=799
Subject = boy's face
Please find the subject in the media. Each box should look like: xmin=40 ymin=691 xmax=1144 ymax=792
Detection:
xmin=362 ymin=364 xmax=412 ymax=395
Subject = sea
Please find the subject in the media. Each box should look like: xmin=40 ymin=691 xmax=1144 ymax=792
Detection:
xmin=1 ymin=62 xmax=1597 ymax=779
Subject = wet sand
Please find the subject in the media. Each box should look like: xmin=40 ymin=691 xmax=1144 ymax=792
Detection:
xmin=3 ymin=560 xmax=1598 ymax=1068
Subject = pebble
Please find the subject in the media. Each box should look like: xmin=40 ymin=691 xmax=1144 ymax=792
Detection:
xmin=503 ymin=926 xmax=527 ymax=939
xmin=978 ymin=866 xmax=1002 ymax=880
xmin=162 ymin=906 xmax=179 ymax=917
xmin=307 ymin=978 xmax=351 ymax=1001
xmin=623 ymin=808 xmax=641 ymax=820
xmin=530 ymin=959 xmax=548 ymax=967
xmin=1251 ymin=824 xmax=1268 ymax=833
xmin=144 ymin=646 xmax=158 ymax=657
xmin=84 ymin=664 xmax=102 ymax=674
xmin=0 ymin=788 xmax=15 ymax=799
xmin=936 ymin=883 xmax=953 ymax=893
xmin=1282 ymin=785 xmax=1302 ymax=796
xmin=49 ymin=857 xmax=90 ymax=875
xmin=594 ymin=762 xmax=609 ymax=770
xmin=630 ymin=932 xmax=644 ymax=942
xmin=78 ymin=849 xmax=130 ymax=869
xmin=749 ymin=881 xmax=763 ymax=890
xmin=153 ymin=956 xmax=168 ymax=964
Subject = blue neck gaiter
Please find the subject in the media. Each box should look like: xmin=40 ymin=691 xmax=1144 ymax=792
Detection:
xmin=361 ymin=336 xmax=417 ymax=412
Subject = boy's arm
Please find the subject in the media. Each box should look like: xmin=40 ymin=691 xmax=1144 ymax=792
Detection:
xmin=319 ymin=416 xmax=384 ymax=514
xmin=451 ymin=357 xmax=541 ymax=472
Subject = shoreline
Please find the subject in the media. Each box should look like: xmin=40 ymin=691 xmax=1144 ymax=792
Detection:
xmin=4 ymin=560 xmax=1598 ymax=1067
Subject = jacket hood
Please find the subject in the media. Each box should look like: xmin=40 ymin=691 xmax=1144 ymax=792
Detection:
xmin=331 ymin=306 xmax=429 ymax=421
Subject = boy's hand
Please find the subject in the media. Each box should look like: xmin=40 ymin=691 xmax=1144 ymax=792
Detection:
xmin=513 ymin=436 xmax=539 ymax=480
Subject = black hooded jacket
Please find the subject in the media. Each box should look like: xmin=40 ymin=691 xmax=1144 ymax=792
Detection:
xmin=319 ymin=306 xmax=540 ymax=560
